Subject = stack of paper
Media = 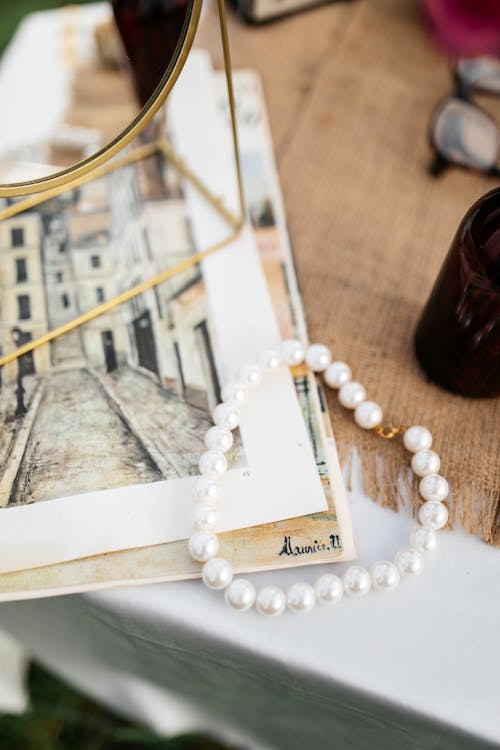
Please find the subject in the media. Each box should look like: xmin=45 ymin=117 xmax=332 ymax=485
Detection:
xmin=0 ymin=9 xmax=354 ymax=601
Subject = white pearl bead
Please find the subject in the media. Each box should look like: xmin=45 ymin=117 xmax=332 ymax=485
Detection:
xmin=418 ymin=500 xmax=449 ymax=530
xmin=202 ymin=557 xmax=233 ymax=590
xmin=410 ymin=526 xmax=439 ymax=552
xmin=256 ymin=585 xmax=286 ymax=616
xmin=411 ymin=449 xmax=441 ymax=477
xmin=204 ymin=425 xmax=233 ymax=453
xmin=221 ymin=382 xmax=247 ymax=408
xmin=225 ymin=578 xmax=256 ymax=611
xmin=324 ymin=361 xmax=352 ymax=389
xmin=395 ymin=546 xmax=424 ymax=576
xmin=198 ymin=450 xmax=227 ymax=481
xmin=286 ymin=582 xmax=316 ymax=613
xmin=194 ymin=476 xmax=217 ymax=504
xmin=403 ymin=425 xmax=433 ymax=453
xmin=259 ymin=349 xmax=282 ymax=371
xmin=237 ymin=363 xmax=263 ymax=387
xmin=354 ymin=400 xmax=383 ymax=429
xmin=212 ymin=403 xmax=240 ymax=431
xmin=338 ymin=381 xmax=366 ymax=410
xmin=342 ymin=565 xmax=371 ymax=597
xmin=188 ymin=531 xmax=219 ymax=562
xmin=371 ymin=561 xmax=400 ymax=591
xmin=282 ymin=339 xmax=305 ymax=366
xmin=305 ymin=344 xmax=331 ymax=372
xmin=419 ymin=474 xmax=449 ymax=503
xmin=191 ymin=502 xmax=217 ymax=531
xmin=314 ymin=574 xmax=343 ymax=605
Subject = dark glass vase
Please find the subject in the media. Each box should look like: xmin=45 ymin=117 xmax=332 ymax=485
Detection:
xmin=415 ymin=188 xmax=500 ymax=398
xmin=112 ymin=0 xmax=189 ymax=107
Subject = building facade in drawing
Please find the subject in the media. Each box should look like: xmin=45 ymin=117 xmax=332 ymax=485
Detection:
xmin=65 ymin=177 xmax=129 ymax=373
xmin=0 ymin=209 xmax=51 ymax=384
xmin=0 ymin=153 xmax=221 ymax=409
xmin=105 ymin=157 xmax=221 ymax=411
xmin=0 ymin=153 xmax=226 ymax=506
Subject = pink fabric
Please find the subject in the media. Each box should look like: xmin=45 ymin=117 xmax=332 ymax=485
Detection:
xmin=423 ymin=0 xmax=500 ymax=56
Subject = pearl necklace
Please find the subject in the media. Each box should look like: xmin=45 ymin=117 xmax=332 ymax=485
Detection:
xmin=188 ymin=340 xmax=449 ymax=616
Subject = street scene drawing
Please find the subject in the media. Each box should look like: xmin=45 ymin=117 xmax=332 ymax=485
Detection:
xmin=0 ymin=152 xmax=242 ymax=506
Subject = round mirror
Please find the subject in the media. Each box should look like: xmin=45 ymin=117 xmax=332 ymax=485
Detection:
xmin=0 ymin=0 xmax=201 ymax=197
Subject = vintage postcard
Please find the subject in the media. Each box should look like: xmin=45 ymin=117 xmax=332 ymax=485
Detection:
xmin=0 ymin=58 xmax=330 ymax=574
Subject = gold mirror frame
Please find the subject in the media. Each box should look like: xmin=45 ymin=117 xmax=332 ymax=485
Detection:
xmin=0 ymin=0 xmax=203 ymax=198
xmin=0 ymin=0 xmax=245 ymax=370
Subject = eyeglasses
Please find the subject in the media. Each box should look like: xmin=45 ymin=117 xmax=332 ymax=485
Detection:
xmin=429 ymin=57 xmax=500 ymax=178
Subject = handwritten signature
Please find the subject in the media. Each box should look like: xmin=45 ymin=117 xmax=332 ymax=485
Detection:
xmin=278 ymin=534 xmax=342 ymax=557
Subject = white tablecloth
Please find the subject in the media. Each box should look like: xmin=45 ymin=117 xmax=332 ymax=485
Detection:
xmin=0 ymin=460 xmax=499 ymax=749
xmin=0 ymin=630 xmax=28 ymax=715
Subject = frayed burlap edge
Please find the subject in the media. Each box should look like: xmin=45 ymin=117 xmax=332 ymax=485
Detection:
xmin=334 ymin=413 xmax=500 ymax=545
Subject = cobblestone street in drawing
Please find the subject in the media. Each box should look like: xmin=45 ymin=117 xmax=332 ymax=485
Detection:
xmin=98 ymin=365 xmax=212 ymax=480
xmin=4 ymin=364 xmax=214 ymax=506
xmin=8 ymin=367 xmax=160 ymax=506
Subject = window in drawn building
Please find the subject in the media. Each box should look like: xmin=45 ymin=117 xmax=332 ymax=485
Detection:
xmin=96 ymin=287 xmax=105 ymax=303
xmin=62 ymin=293 xmax=70 ymax=309
xmin=11 ymin=227 xmax=24 ymax=247
xmin=17 ymin=294 xmax=31 ymax=320
xmin=91 ymin=254 xmax=101 ymax=268
xmin=16 ymin=258 xmax=27 ymax=282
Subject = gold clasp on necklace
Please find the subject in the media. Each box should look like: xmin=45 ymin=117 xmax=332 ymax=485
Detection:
xmin=374 ymin=424 xmax=406 ymax=440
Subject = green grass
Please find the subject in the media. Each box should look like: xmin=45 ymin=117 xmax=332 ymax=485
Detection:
xmin=0 ymin=663 xmax=235 ymax=750
xmin=0 ymin=0 xmax=96 ymax=56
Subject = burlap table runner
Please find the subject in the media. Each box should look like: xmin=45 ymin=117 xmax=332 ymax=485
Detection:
xmin=200 ymin=0 xmax=500 ymax=544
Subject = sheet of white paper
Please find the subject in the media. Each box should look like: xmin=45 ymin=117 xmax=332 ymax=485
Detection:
xmin=0 ymin=50 xmax=327 ymax=574
xmin=213 ymin=68 xmax=355 ymax=558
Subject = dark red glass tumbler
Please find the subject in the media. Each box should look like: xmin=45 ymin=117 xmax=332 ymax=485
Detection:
xmin=415 ymin=188 xmax=500 ymax=398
